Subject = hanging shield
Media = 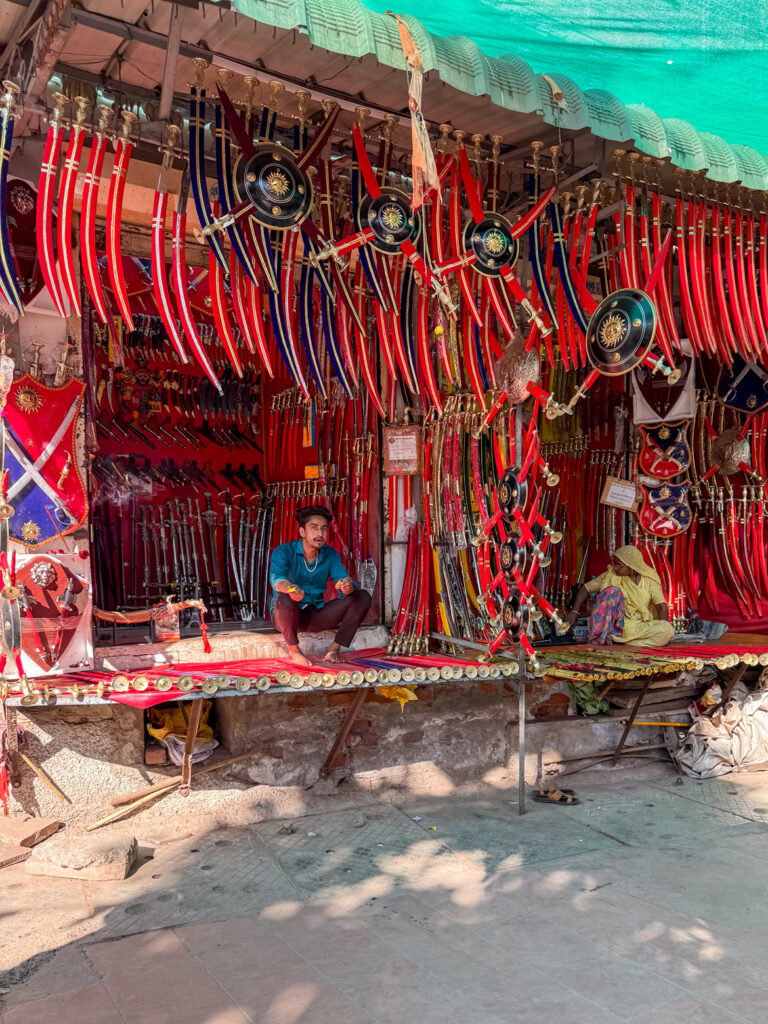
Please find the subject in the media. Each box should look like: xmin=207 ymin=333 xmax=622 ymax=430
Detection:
xmin=586 ymin=288 xmax=656 ymax=376
xmin=499 ymin=537 xmax=525 ymax=580
xmin=500 ymin=589 xmax=531 ymax=641
xmin=357 ymin=186 xmax=420 ymax=254
xmin=637 ymin=482 xmax=692 ymax=538
xmin=497 ymin=467 xmax=528 ymax=520
xmin=5 ymin=178 xmax=44 ymax=306
xmin=495 ymin=330 xmax=540 ymax=405
xmin=717 ymin=353 xmax=768 ymax=414
xmin=637 ymin=420 xmax=692 ymax=479
xmin=234 ymin=142 xmax=313 ymax=230
xmin=710 ymin=427 xmax=751 ymax=476
xmin=3 ymin=374 xmax=87 ymax=547
xmin=463 ymin=213 xmax=519 ymax=277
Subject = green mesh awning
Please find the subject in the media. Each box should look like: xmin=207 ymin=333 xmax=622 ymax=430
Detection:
xmin=227 ymin=0 xmax=768 ymax=191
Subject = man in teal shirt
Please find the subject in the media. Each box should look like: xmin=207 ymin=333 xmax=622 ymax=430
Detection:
xmin=270 ymin=505 xmax=371 ymax=666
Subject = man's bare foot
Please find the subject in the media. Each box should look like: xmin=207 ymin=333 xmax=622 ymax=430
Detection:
xmin=323 ymin=648 xmax=342 ymax=663
xmin=288 ymin=648 xmax=311 ymax=667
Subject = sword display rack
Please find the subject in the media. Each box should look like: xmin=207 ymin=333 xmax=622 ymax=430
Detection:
xmin=7 ymin=53 xmax=768 ymax=679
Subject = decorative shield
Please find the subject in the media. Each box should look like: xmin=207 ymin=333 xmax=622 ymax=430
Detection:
xmin=3 ymin=374 xmax=87 ymax=547
xmin=495 ymin=331 xmax=540 ymax=405
xmin=637 ymin=482 xmax=692 ymax=538
xmin=5 ymin=178 xmax=45 ymax=305
xmin=586 ymin=288 xmax=656 ymax=376
xmin=500 ymin=589 xmax=531 ymax=641
xmin=357 ymin=186 xmax=420 ymax=254
xmin=499 ymin=537 xmax=525 ymax=580
xmin=710 ymin=427 xmax=751 ymax=476
xmin=637 ymin=420 xmax=692 ymax=479
xmin=234 ymin=142 xmax=313 ymax=230
xmin=463 ymin=213 xmax=519 ymax=277
xmin=717 ymin=353 xmax=768 ymax=414
xmin=496 ymin=467 xmax=528 ymax=520
xmin=633 ymin=351 xmax=693 ymax=420
xmin=0 ymin=553 xmax=93 ymax=678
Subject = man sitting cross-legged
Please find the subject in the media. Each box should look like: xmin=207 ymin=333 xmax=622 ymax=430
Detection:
xmin=269 ymin=504 xmax=371 ymax=666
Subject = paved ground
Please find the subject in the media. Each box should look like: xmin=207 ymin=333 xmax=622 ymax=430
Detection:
xmin=2 ymin=763 xmax=768 ymax=1023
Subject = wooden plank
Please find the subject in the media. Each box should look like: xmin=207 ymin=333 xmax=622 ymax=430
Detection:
xmin=0 ymin=841 xmax=31 ymax=869
xmin=320 ymin=688 xmax=368 ymax=777
xmin=0 ymin=817 xmax=61 ymax=848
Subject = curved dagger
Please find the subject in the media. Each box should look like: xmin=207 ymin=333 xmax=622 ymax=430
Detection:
xmin=80 ymin=104 xmax=113 ymax=324
xmin=106 ymin=110 xmax=137 ymax=329
xmin=36 ymin=92 xmax=68 ymax=317
xmin=56 ymin=95 xmax=90 ymax=317
xmin=172 ymin=166 xmax=221 ymax=392
xmin=151 ymin=125 xmax=189 ymax=365
xmin=0 ymin=80 xmax=23 ymax=313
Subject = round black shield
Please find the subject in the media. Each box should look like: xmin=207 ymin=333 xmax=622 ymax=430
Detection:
xmin=463 ymin=214 xmax=519 ymax=277
xmin=357 ymin=187 xmax=419 ymax=254
xmin=499 ymin=538 xmax=525 ymax=580
xmin=237 ymin=142 xmax=313 ymax=230
xmin=496 ymin=467 xmax=527 ymax=520
xmin=500 ymin=591 xmax=530 ymax=641
xmin=586 ymin=289 xmax=656 ymax=376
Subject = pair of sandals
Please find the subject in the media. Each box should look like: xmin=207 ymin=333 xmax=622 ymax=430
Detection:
xmin=533 ymin=785 xmax=580 ymax=805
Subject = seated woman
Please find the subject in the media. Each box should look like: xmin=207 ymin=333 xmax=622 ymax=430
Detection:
xmin=565 ymin=545 xmax=675 ymax=647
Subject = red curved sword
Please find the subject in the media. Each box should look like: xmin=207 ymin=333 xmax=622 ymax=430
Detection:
xmin=56 ymin=97 xmax=89 ymax=317
xmin=80 ymin=106 xmax=112 ymax=324
xmin=208 ymin=228 xmax=243 ymax=378
xmin=36 ymin=98 xmax=68 ymax=317
xmin=172 ymin=168 xmax=221 ymax=392
xmin=151 ymin=128 xmax=189 ymax=365
xmin=106 ymin=112 xmax=137 ymax=329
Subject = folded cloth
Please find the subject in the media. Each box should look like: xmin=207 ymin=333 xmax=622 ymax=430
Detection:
xmin=675 ymin=691 xmax=768 ymax=778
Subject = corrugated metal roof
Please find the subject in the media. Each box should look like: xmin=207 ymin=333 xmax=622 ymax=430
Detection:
xmin=228 ymin=0 xmax=768 ymax=191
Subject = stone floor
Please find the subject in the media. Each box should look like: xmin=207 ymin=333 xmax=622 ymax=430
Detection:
xmin=2 ymin=763 xmax=768 ymax=1023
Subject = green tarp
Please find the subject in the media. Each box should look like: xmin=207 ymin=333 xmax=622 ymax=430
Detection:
xmin=232 ymin=0 xmax=768 ymax=183
xmin=362 ymin=0 xmax=767 ymax=154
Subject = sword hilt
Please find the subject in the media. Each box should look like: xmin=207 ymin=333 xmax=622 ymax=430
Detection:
xmin=195 ymin=210 xmax=235 ymax=241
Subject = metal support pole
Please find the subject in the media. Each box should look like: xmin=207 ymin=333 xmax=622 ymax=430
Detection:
xmin=517 ymin=646 xmax=526 ymax=815
xmin=159 ymin=4 xmax=182 ymax=122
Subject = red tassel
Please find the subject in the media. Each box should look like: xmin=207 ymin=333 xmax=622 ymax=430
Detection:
xmin=200 ymin=612 xmax=211 ymax=654
xmin=0 ymin=764 xmax=9 ymax=816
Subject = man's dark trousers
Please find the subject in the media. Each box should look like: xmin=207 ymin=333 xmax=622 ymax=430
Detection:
xmin=272 ymin=590 xmax=372 ymax=647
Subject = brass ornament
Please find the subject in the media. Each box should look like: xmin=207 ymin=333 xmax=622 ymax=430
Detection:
xmin=711 ymin=427 xmax=751 ymax=476
xmin=21 ymin=521 xmax=41 ymax=543
xmin=598 ymin=313 xmax=626 ymax=349
xmin=0 ymin=503 xmax=13 ymax=520
xmin=495 ymin=332 xmax=540 ymax=406
xmin=16 ymin=385 xmax=43 ymax=413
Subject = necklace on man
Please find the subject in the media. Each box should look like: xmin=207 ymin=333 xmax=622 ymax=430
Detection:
xmin=303 ymin=554 xmax=319 ymax=573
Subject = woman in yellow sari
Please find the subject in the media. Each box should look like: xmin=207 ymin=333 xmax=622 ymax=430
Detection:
xmin=565 ymin=545 xmax=675 ymax=646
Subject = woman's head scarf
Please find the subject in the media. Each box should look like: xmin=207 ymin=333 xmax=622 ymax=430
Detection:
xmin=614 ymin=545 xmax=661 ymax=585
